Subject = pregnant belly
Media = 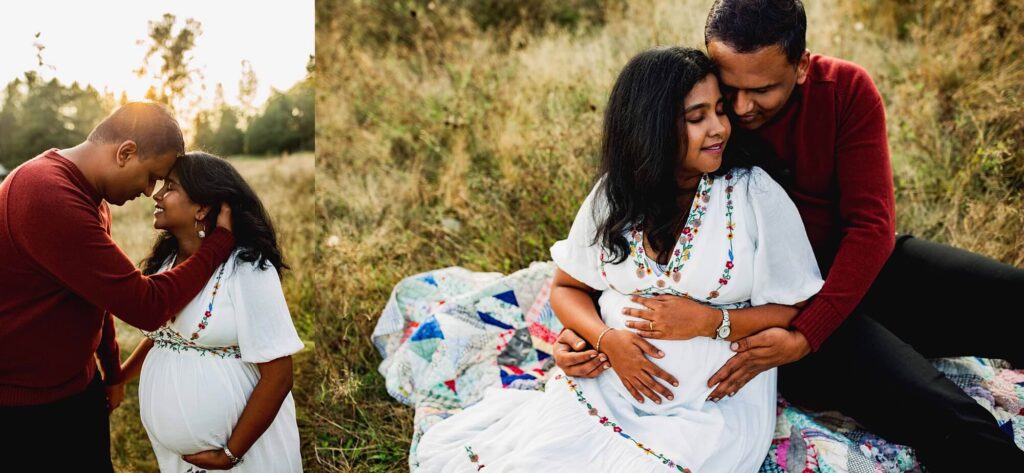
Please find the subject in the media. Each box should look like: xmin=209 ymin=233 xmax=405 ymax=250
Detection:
xmin=138 ymin=347 xmax=259 ymax=454
xmin=598 ymin=295 xmax=737 ymax=415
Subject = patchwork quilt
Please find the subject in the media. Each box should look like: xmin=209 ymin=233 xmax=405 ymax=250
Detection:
xmin=372 ymin=263 xmax=1024 ymax=472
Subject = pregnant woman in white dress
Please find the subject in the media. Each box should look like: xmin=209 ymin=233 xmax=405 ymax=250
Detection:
xmin=120 ymin=152 xmax=304 ymax=472
xmin=416 ymin=47 xmax=823 ymax=472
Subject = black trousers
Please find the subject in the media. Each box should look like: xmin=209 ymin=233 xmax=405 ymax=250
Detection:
xmin=1 ymin=374 xmax=114 ymax=472
xmin=779 ymin=235 xmax=1024 ymax=472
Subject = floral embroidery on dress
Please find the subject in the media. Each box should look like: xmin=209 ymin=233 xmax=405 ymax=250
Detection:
xmin=559 ymin=374 xmax=692 ymax=472
xmin=632 ymin=286 xmax=690 ymax=297
xmin=146 ymin=326 xmax=241 ymax=359
xmin=705 ymin=174 xmax=735 ymax=301
xmin=599 ymin=173 xmax=736 ymax=300
xmin=191 ymin=263 xmax=227 ymax=340
xmin=624 ymin=174 xmax=713 ymax=281
xmin=464 ymin=445 xmax=486 ymax=470
xmin=144 ymin=262 xmax=241 ymax=359
xmin=659 ymin=174 xmax=713 ymax=280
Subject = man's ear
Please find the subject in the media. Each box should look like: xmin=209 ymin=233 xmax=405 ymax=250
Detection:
xmin=794 ymin=50 xmax=811 ymax=86
xmin=115 ymin=140 xmax=138 ymax=167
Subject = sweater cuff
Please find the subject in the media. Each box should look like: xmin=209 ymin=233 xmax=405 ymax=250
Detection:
xmin=101 ymin=364 xmax=126 ymax=386
xmin=201 ymin=227 xmax=236 ymax=263
xmin=96 ymin=344 xmax=125 ymax=386
xmin=791 ymin=298 xmax=846 ymax=352
xmin=96 ymin=313 xmax=124 ymax=385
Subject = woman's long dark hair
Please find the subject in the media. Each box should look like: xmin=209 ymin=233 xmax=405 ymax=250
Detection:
xmin=141 ymin=152 xmax=288 ymax=276
xmin=595 ymin=46 xmax=764 ymax=265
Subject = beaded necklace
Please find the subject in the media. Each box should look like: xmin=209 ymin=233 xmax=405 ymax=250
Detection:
xmin=191 ymin=263 xmax=227 ymax=340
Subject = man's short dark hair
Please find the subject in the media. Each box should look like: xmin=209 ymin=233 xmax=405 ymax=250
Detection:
xmin=704 ymin=0 xmax=807 ymax=64
xmin=87 ymin=102 xmax=184 ymax=159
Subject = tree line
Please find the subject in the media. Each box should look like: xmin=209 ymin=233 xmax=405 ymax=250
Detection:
xmin=192 ymin=63 xmax=314 ymax=158
xmin=0 ymin=13 xmax=313 ymax=174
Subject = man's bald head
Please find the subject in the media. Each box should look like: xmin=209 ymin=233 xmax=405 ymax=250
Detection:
xmin=87 ymin=102 xmax=184 ymax=160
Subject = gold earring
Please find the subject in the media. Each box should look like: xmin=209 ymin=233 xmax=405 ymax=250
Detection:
xmin=195 ymin=220 xmax=207 ymax=239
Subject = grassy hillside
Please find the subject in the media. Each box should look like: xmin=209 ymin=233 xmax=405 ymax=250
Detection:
xmin=314 ymin=0 xmax=1023 ymax=470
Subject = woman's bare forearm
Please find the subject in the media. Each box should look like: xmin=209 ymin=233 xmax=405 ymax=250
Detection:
xmin=225 ymin=356 xmax=294 ymax=458
xmin=120 ymin=337 xmax=154 ymax=382
xmin=550 ymin=268 xmax=610 ymax=347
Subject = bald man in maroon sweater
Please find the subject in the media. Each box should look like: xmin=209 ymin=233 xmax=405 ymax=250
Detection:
xmin=555 ymin=1 xmax=1024 ymax=470
xmin=0 ymin=102 xmax=236 ymax=471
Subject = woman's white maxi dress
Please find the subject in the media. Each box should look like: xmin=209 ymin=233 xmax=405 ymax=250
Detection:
xmin=139 ymin=250 xmax=305 ymax=472
xmin=416 ymin=167 xmax=824 ymax=473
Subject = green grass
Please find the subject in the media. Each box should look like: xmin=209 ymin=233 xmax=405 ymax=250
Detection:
xmin=316 ymin=0 xmax=1023 ymax=471
xmin=108 ymin=152 xmax=315 ymax=472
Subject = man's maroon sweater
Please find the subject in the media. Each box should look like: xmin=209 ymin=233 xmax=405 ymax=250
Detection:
xmin=754 ymin=54 xmax=897 ymax=351
xmin=0 ymin=150 xmax=235 ymax=406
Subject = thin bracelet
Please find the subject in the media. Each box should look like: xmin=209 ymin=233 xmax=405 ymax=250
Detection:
xmin=223 ymin=446 xmax=242 ymax=465
xmin=595 ymin=327 xmax=615 ymax=353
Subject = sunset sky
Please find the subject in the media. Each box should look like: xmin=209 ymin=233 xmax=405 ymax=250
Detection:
xmin=0 ymin=0 xmax=313 ymax=109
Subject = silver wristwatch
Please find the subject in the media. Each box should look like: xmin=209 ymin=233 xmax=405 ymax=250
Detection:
xmin=715 ymin=308 xmax=731 ymax=340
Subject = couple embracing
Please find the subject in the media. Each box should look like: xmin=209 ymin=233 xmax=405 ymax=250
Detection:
xmin=0 ymin=102 xmax=303 ymax=471
xmin=407 ymin=0 xmax=1024 ymax=471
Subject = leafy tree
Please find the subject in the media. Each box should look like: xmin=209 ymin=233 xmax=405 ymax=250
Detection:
xmin=210 ymin=106 xmax=245 ymax=156
xmin=192 ymin=99 xmax=244 ymax=156
xmin=245 ymin=77 xmax=313 ymax=155
xmin=0 ymin=72 xmax=111 ymax=169
xmin=191 ymin=110 xmax=215 ymax=152
xmin=136 ymin=13 xmax=203 ymax=113
xmin=0 ymin=80 xmax=22 ymax=169
xmin=237 ymin=59 xmax=259 ymax=126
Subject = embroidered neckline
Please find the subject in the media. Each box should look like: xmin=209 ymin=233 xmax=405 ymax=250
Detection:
xmin=190 ymin=263 xmax=227 ymax=340
xmin=705 ymin=176 xmax=735 ymax=300
xmin=598 ymin=173 xmax=736 ymax=300
xmin=146 ymin=258 xmax=238 ymax=358
xmin=630 ymin=174 xmax=713 ymax=280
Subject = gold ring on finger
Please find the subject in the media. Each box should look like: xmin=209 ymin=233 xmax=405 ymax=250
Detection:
xmin=649 ymin=321 xmax=654 ymax=331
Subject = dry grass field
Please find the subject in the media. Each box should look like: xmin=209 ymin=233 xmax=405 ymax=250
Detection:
xmin=315 ymin=0 xmax=1022 ymax=470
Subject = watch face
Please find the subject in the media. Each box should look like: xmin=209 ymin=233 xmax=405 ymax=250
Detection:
xmin=719 ymin=326 xmax=731 ymax=339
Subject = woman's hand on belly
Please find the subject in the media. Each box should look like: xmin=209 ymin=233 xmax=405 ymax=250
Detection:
xmin=182 ymin=449 xmax=234 ymax=470
xmin=553 ymin=330 xmax=609 ymax=378
xmin=599 ymin=329 xmax=679 ymax=404
xmin=621 ymin=295 xmax=720 ymax=340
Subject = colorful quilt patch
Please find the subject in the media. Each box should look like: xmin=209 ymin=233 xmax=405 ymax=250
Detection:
xmin=373 ymin=263 xmax=1024 ymax=472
